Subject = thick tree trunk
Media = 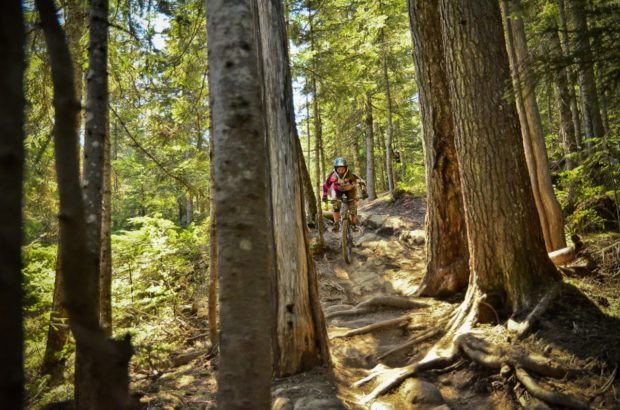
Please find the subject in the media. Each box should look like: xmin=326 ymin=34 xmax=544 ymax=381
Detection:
xmin=77 ymin=0 xmax=110 ymax=401
xmin=439 ymin=0 xmax=559 ymax=318
xmin=567 ymin=0 xmax=605 ymax=141
xmin=408 ymin=0 xmax=469 ymax=297
xmin=42 ymin=0 xmax=88 ymax=379
xmin=547 ymin=24 xmax=578 ymax=171
xmin=501 ymin=0 xmax=566 ymax=252
xmin=365 ymin=93 xmax=377 ymax=200
xmin=381 ymin=40 xmax=396 ymax=200
xmin=558 ymin=0 xmax=582 ymax=149
xmin=206 ymin=0 xmax=273 ymax=407
xmin=258 ymin=0 xmax=330 ymax=376
xmin=37 ymin=1 xmax=132 ymax=408
xmin=0 ymin=2 xmax=25 ymax=407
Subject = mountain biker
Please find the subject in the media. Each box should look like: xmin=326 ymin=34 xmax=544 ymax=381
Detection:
xmin=322 ymin=157 xmax=368 ymax=233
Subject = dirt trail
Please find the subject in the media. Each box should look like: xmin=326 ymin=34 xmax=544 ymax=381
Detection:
xmin=135 ymin=194 xmax=620 ymax=409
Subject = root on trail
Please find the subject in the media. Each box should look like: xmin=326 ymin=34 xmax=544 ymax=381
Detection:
xmin=325 ymin=295 xmax=427 ymax=320
xmin=377 ymin=328 xmax=441 ymax=360
xmin=507 ymin=284 xmax=560 ymax=340
xmin=514 ymin=367 xmax=589 ymax=410
xmin=331 ymin=315 xmax=414 ymax=339
xmin=353 ymin=284 xmax=586 ymax=410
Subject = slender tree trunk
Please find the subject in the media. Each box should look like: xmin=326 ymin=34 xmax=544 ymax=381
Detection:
xmin=77 ymin=0 xmax=110 ymax=401
xmin=257 ymin=0 xmax=329 ymax=375
xmin=502 ymin=0 xmax=566 ymax=252
xmin=382 ymin=38 xmax=396 ymax=200
xmin=567 ymin=0 xmax=605 ymax=142
xmin=547 ymin=23 xmax=578 ymax=171
xmin=439 ymin=0 xmax=559 ymax=323
xmin=37 ymin=1 xmax=132 ymax=408
xmin=408 ymin=0 xmax=469 ymax=297
xmin=100 ymin=125 xmax=113 ymax=336
xmin=41 ymin=252 xmax=71 ymax=384
xmin=378 ymin=125 xmax=388 ymax=192
xmin=365 ymin=93 xmax=377 ymax=200
xmin=0 ymin=2 xmax=25 ymax=407
xmin=207 ymin=137 xmax=218 ymax=349
xmin=206 ymin=0 xmax=273 ymax=407
xmin=558 ymin=0 xmax=582 ymax=149
xmin=42 ymin=0 xmax=88 ymax=379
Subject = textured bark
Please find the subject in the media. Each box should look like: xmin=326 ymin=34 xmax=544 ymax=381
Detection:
xmin=207 ymin=136 xmax=218 ymax=349
xmin=77 ymin=0 xmax=110 ymax=401
xmin=547 ymin=23 xmax=578 ymax=171
xmin=0 ymin=2 xmax=25 ymax=407
xmin=408 ymin=0 xmax=469 ymax=297
xmin=439 ymin=0 xmax=559 ymax=316
xmin=558 ymin=0 xmax=582 ymax=149
xmin=100 ymin=119 xmax=113 ymax=336
xmin=381 ymin=38 xmax=396 ymax=200
xmin=501 ymin=0 xmax=566 ymax=252
xmin=37 ymin=1 xmax=132 ymax=408
xmin=42 ymin=0 xmax=87 ymax=380
xmin=258 ymin=0 xmax=329 ymax=375
xmin=567 ymin=0 xmax=605 ymax=141
xmin=206 ymin=1 xmax=273 ymax=407
xmin=365 ymin=93 xmax=377 ymax=200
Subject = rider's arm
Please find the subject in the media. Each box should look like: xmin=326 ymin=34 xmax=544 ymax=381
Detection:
xmin=322 ymin=172 xmax=334 ymax=199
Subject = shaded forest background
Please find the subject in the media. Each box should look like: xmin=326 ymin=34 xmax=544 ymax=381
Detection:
xmin=9 ymin=0 xmax=620 ymax=407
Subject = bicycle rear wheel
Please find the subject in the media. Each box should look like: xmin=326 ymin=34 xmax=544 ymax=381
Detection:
xmin=342 ymin=217 xmax=353 ymax=264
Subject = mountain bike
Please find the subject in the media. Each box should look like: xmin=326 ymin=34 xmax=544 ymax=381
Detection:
xmin=340 ymin=193 xmax=354 ymax=264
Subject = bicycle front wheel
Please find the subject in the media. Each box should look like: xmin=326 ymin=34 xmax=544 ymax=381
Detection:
xmin=342 ymin=217 xmax=353 ymax=264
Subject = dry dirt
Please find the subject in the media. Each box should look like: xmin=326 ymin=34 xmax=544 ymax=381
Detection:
xmin=134 ymin=193 xmax=620 ymax=409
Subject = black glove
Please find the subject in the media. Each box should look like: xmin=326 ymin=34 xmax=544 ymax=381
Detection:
xmin=322 ymin=196 xmax=328 ymax=203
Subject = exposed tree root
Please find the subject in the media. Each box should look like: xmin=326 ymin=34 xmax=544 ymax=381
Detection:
xmin=356 ymin=295 xmax=428 ymax=310
xmin=507 ymin=284 xmax=560 ymax=340
xmin=325 ymin=295 xmax=427 ymax=320
xmin=514 ymin=367 xmax=589 ymax=409
xmin=331 ymin=315 xmax=413 ymax=339
xmin=358 ymin=353 xmax=457 ymax=404
xmin=377 ymin=328 xmax=441 ymax=360
xmin=594 ymin=364 xmax=617 ymax=396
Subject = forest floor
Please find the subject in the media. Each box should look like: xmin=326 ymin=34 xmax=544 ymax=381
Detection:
xmin=133 ymin=193 xmax=620 ymax=410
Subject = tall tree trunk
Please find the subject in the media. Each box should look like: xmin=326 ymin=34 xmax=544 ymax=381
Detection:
xmin=547 ymin=23 xmax=578 ymax=171
xmin=77 ymin=0 xmax=110 ymax=401
xmin=257 ymin=0 xmax=329 ymax=375
xmin=408 ymin=0 xmax=469 ymax=297
xmin=438 ymin=0 xmax=559 ymax=328
xmin=42 ymin=0 xmax=88 ymax=380
xmin=310 ymin=13 xmax=325 ymax=247
xmin=99 ymin=2 xmax=113 ymax=338
xmin=37 ymin=1 xmax=132 ymax=408
xmin=558 ymin=0 xmax=582 ymax=149
xmin=100 ymin=131 xmax=112 ymax=336
xmin=567 ymin=0 xmax=605 ymax=142
xmin=207 ymin=137 xmax=218 ymax=349
xmin=0 ymin=2 xmax=25 ymax=407
xmin=365 ymin=93 xmax=377 ymax=200
xmin=501 ymin=0 xmax=566 ymax=252
xmin=381 ymin=37 xmax=396 ymax=200
xmin=206 ymin=0 xmax=273 ymax=407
